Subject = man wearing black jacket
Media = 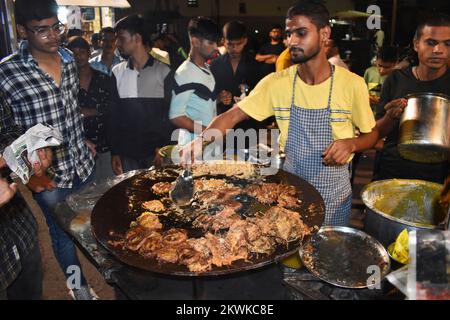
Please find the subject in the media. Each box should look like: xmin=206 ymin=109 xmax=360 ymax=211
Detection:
xmin=111 ymin=15 xmax=173 ymax=174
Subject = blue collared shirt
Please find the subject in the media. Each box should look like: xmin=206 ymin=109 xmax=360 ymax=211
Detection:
xmin=89 ymin=53 xmax=123 ymax=76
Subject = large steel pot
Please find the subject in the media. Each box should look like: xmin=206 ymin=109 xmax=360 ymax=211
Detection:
xmin=361 ymin=179 xmax=445 ymax=247
xmin=398 ymin=92 xmax=450 ymax=163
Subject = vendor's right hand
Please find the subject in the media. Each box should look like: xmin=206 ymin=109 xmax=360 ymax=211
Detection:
xmin=384 ymin=98 xmax=407 ymax=120
xmin=180 ymin=138 xmax=204 ymax=168
xmin=0 ymin=177 xmax=17 ymax=208
xmin=27 ymin=174 xmax=56 ymax=193
xmin=111 ymin=155 xmax=123 ymax=176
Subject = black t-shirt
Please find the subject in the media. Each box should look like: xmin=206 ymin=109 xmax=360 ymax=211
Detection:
xmin=257 ymin=42 xmax=285 ymax=77
xmin=375 ymin=67 xmax=450 ymax=183
xmin=210 ymin=53 xmax=264 ymax=132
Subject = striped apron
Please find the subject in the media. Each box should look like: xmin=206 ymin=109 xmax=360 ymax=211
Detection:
xmin=283 ymin=64 xmax=352 ymax=226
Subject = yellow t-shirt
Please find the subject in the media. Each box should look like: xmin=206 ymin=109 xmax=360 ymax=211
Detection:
xmin=275 ymin=48 xmax=293 ymax=72
xmin=238 ymin=65 xmax=375 ymax=153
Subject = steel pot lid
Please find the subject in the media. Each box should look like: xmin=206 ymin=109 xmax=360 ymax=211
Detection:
xmin=299 ymin=226 xmax=391 ymax=289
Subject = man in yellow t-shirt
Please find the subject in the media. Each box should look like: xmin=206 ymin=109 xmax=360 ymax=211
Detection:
xmin=276 ymin=47 xmax=293 ymax=71
xmin=181 ymin=1 xmax=378 ymax=226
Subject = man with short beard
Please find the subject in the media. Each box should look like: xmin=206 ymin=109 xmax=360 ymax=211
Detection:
xmin=181 ymin=1 xmax=378 ymax=226
xmin=169 ymin=17 xmax=221 ymax=147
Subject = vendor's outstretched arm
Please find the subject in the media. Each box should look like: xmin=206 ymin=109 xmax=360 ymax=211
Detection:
xmin=171 ymin=116 xmax=206 ymax=133
xmin=180 ymin=105 xmax=250 ymax=165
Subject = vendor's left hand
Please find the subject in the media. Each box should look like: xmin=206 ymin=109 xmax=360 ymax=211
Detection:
xmin=322 ymin=139 xmax=355 ymax=166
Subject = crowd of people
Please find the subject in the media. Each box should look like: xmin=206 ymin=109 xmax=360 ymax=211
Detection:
xmin=0 ymin=0 xmax=449 ymax=300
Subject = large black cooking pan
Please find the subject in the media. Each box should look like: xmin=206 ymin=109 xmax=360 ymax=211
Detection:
xmin=91 ymin=165 xmax=325 ymax=276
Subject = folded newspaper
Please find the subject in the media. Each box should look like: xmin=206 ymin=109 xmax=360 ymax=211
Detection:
xmin=3 ymin=124 xmax=63 ymax=184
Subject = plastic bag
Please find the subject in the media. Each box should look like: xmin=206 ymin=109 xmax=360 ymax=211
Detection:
xmin=66 ymin=169 xmax=147 ymax=212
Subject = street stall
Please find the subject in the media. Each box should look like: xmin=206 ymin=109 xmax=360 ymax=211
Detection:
xmin=58 ymin=158 xmax=402 ymax=300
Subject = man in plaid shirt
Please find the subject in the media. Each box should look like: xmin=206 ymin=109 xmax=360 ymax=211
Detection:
xmin=0 ymin=99 xmax=53 ymax=299
xmin=0 ymin=0 xmax=97 ymax=300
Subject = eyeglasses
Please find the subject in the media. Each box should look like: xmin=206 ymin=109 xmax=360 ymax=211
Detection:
xmin=25 ymin=22 xmax=66 ymax=39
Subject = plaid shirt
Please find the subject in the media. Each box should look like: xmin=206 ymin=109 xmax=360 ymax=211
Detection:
xmin=0 ymin=41 xmax=95 ymax=188
xmin=0 ymin=102 xmax=38 ymax=291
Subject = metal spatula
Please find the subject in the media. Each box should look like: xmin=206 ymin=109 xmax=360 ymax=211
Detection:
xmin=170 ymin=169 xmax=194 ymax=206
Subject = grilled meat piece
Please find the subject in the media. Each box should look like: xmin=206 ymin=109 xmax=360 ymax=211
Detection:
xmin=124 ymin=226 xmax=149 ymax=251
xmin=192 ymin=214 xmax=215 ymax=230
xmin=277 ymin=193 xmax=300 ymax=209
xmin=248 ymin=236 xmax=276 ymax=255
xmin=210 ymin=207 xmax=241 ymax=231
xmin=194 ymin=179 xmax=231 ymax=192
xmin=142 ymin=200 xmax=165 ymax=212
xmin=193 ymin=162 xmax=255 ymax=179
xmin=151 ymin=182 xmax=173 ymax=195
xmin=176 ymin=241 xmax=212 ymax=272
xmin=196 ymin=187 xmax=241 ymax=206
xmin=204 ymin=233 xmax=234 ymax=267
xmin=225 ymin=220 xmax=249 ymax=260
xmin=156 ymin=245 xmax=179 ymax=264
xmin=162 ymin=228 xmax=188 ymax=246
xmin=244 ymin=183 xmax=297 ymax=205
xmin=264 ymin=206 xmax=310 ymax=243
xmin=136 ymin=212 xmax=163 ymax=231
xmin=137 ymin=231 xmax=164 ymax=258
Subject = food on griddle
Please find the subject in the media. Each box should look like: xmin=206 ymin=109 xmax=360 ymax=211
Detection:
xmin=248 ymin=235 xmax=276 ymax=255
xmin=277 ymin=193 xmax=301 ymax=209
xmin=204 ymin=233 xmax=242 ymax=267
xmin=244 ymin=182 xmax=297 ymax=205
xmin=194 ymin=178 xmax=232 ymax=191
xmin=263 ymin=206 xmax=311 ymax=243
xmin=193 ymin=207 xmax=241 ymax=232
xmin=124 ymin=226 xmax=149 ymax=251
xmin=111 ymin=163 xmax=315 ymax=273
xmin=137 ymin=231 xmax=164 ymax=258
xmin=162 ymin=228 xmax=188 ymax=246
xmin=196 ymin=187 xmax=241 ymax=203
xmin=136 ymin=212 xmax=163 ymax=230
xmin=193 ymin=161 xmax=255 ymax=179
xmin=142 ymin=200 xmax=165 ymax=212
xmin=156 ymin=245 xmax=179 ymax=264
xmin=151 ymin=182 xmax=173 ymax=195
xmin=192 ymin=213 xmax=214 ymax=230
xmin=179 ymin=240 xmax=213 ymax=272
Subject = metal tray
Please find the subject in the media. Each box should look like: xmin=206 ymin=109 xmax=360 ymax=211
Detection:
xmin=299 ymin=226 xmax=391 ymax=288
xmin=91 ymin=166 xmax=325 ymax=277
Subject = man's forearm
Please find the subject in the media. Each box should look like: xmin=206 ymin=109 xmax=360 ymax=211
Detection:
xmin=351 ymin=127 xmax=379 ymax=153
xmin=200 ymin=105 xmax=250 ymax=142
xmin=255 ymin=54 xmax=275 ymax=62
xmin=376 ymin=114 xmax=397 ymax=139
